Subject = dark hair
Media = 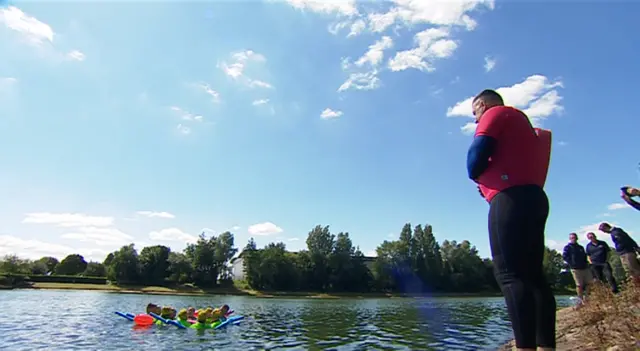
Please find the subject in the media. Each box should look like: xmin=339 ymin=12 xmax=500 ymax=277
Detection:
xmin=473 ymin=89 xmax=504 ymax=105
xmin=569 ymin=232 xmax=577 ymax=238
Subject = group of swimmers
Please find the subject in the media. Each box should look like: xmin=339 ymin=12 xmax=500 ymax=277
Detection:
xmin=146 ymin=303 xmax=231 ymax=329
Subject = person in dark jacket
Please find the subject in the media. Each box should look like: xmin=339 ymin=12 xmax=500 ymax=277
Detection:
xmin=585 ymin=232 xmax=618 ymax=293
xmin=599 ymin=223 xmax=640 ymax=284
xmin=563 ymin=233 xmax=591 ymax=301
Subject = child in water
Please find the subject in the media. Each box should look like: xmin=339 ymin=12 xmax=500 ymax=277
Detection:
xmin=187 ymin=307 xmax=196 ymax=320
xmin=176 ymin=309 xmax=191 ymax=328
xmin=190 ymin=309 xmax=212 ymax=329
xmin=146 ymin=303 xmax=161 ymax=315
xmin=155 ymin=306 xmax=176 ymax=325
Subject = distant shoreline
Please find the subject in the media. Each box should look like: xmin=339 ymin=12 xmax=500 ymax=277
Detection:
xmin=5 ymin=282 xmax=508 ymax=299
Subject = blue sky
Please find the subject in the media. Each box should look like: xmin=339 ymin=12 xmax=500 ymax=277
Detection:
xmin=1 ymin=1 xmax=639 ymax=262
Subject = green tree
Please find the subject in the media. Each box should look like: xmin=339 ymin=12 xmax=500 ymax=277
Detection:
xmin=55 ymin=254 xmax=87 ymax=275
xmin=138 ymin=245 xmax=171 ymax=285
xmin=35 ymin=256 xmax=59 ymax=274
xmin=542 ymin=247 xmax=565 ymax=290
xmin=106 ymin=244 xmax=139 ymax=284
xmin=167 ymin=252 xmax=193 ymax=284
xmin=306 ymin=225 xmax=335 ymax=291
xmin=30 ymin=260 xmax=48 ymax=275
xmin=0 ymin=254 xmax=31 ymax=274
xmin=83 ymin=262 xmax=106 ymax=277
xmin=185 ymin=233 xmax=217 ymax=287
xmin=242 ymin=238 xmax=260 ymax=288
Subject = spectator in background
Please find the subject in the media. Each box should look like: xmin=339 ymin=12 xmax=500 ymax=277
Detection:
xmin=599 ymin=222 xmax=640 ymax=284
xmin=621 ymin=186 xmax=640 ymax=211
xmin=585 ymin=232 xmax=618 ymax=293
xmin=563 ymin=233 xmax=591 ymax=302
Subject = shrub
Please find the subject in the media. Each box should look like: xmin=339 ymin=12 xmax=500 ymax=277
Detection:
xmin=27 ymin=275 xmax=107 ymax=285
xmin=574 ymin=279 xmax=640 ymax=350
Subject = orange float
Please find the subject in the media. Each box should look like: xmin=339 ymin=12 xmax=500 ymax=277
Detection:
xmin=133 ymin=314 xmax=154 ymax=326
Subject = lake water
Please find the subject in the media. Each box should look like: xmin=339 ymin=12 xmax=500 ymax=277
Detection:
xmin=0 ymin=290 xmax=572 ymax=350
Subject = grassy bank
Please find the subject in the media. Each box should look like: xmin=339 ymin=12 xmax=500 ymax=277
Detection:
xmin=2 ymin=281 xmax=506 ymax=299
xmin=499 ymin=282 xmax=640 ymax=351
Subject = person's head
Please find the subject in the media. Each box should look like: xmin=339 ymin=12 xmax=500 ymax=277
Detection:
xmin=177 ymin=309 xmax=188 ymax=320
xmin=168 ymin=308 xmax=177 ymax=320
xmin=146 ymin=303 xmax=160 ymax=315
xmin=568 ymin=232 xmax=578 ymax=244
xmin=187 ymin=307 xmax=196 ymax=317
xmin=599 ymin=222 xmax=612 ymax=233
xmin=220 ymin=304 xmax=230 ymax=315
xmin=204 ymin=307 xmax=213 ymax=318
xmin=586 ymin=232 xmax=597 ymax=242
xmin=196 ymin=311 xmax=208 ymax=323
xmin=472 ymin=89 xmax=504 ymax=123
xmin=160 ymin=306 xmax=172 ymax=319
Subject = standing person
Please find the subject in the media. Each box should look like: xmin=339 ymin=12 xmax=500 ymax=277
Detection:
xmin=599 ymin=223 xmax=640 ymax=284
xmin=466 ymin=89 xmax=555 ymax=351
xmin=562 ymin=233 xmax=592 ymax=302
xmin=585 ymin=232 xmax=618 ymax=293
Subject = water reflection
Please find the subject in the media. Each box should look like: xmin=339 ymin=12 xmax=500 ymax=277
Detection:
xmin=0 ymin=290 xmax=571 ymax=350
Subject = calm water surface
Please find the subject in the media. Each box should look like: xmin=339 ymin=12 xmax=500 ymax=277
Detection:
xmin=0 ymin=290 xmax=571 ymax=350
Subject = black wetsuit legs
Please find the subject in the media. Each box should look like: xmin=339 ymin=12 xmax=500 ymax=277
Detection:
xmin=489 ymin=185 xmax=556 ymax=349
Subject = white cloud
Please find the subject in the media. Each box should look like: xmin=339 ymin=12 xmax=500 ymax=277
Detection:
xmin=355 ymin=36 xmax=393 ymax=67
xmin=149 ymin=227 xmax=198 ymax=244
xmin=248 ymin=80 xmax=273 ymax=89
xmin=170 ymin=106 xmax=203 ymax=122
xmin=194 ymin=83 xmax=220 ymax=103
xmin=0 ymin=6 xmax=54 ymax=45
xmin=607 ymin=203 xmax=631 ymax=211
xmin=546 ymin=239 xmax=564 ymax=252
xmin=176 ymin=124 xmax=191 ymax=135
xmin=136 ymin=211 xmax=175 ymax=219
xmin=61 ymin=226 xmax=133 ymax=247
xmin=365 ymin=249 xmax=377 ymax=257
xmin=347 ymin=18 xmax=366 ymax=37
xmin=248 ymin=222 xmax=283 ymax=236
xmin=446 ymin=75 xmax=564 ymax=134
xmin=558 ymin=141 xmax=568 ymax=147
xmin=285 ymin=0 xmax=358 ymax=17
xmin=338 ymin=70 xmax=380 ymax=92
xmin=288 ymin=237 xmax=300 ymax=241
xmin=231 ymin=226 xmax=241 ymax=231
xmin=66 ymin=50 xmax=85 ymax=61
xmin=388 ymin=28 xmax=457 ymax=72
xmin=484 ymin=56 xmax=496 ymax=72
xmin=252 ymin=98 xmax=270 ymax=106
xmin=0 ymin=234 xmax=108 ymax=261
xmin=219 ymin=50 xmax=273 ymax=89
xmin=320 ymin=108 xmax=343 ymax=119
xmin=22 ymin=212 xmax=114 ymax=227
xmin=367 ymin=0 xmax=494 ymax=34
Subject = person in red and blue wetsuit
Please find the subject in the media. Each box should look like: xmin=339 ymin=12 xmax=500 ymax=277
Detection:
xmin=466 ymin=89 xmax=555 ymax=351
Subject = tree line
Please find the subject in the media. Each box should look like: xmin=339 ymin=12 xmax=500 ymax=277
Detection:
xmin=1 ymin=223 xmax=628 ymax=293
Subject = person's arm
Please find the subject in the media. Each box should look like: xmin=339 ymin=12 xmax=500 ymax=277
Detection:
xmin=585 ymin=244 xmax=593 ymax=264
xmin=562 ymin=245 xmax=570 ymax=263
xmin=467 ymin=107 xmax=505 ymax=180
xmin=467 ymin=136 xmax=497 ymax=180
xmin=621 ymin=193 xmax=640 ymax=211
xmin=602 ymin=241 xmax=611 ymax=260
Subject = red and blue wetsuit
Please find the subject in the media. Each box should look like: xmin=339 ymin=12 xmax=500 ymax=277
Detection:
xmin=466 ymin=105 xmax=555 ymax=349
